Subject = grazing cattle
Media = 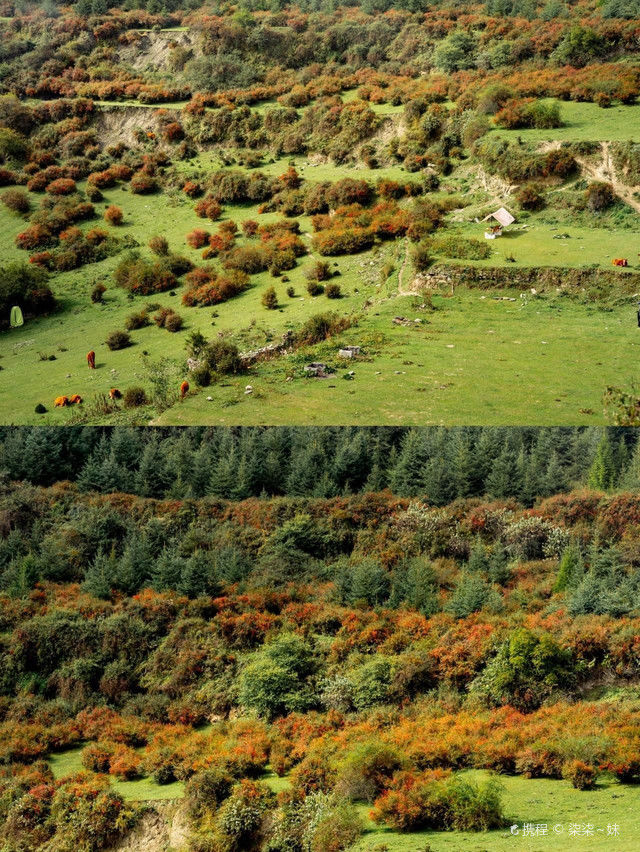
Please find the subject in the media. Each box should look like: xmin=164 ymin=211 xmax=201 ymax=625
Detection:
xmin=69 ymin=394 xmax=83 ymax=405
xmin=612 ymin=258 xmax=628 ymax=267
xmin=180 ymin=380 xmax=189 ymax=399
xmin=54 ymin=396 xmax=69 ymax=407
xmin=87 ymin=350 xmax=96 ymax=369
xmin=109 ymin=388 xmax=122 ymax=400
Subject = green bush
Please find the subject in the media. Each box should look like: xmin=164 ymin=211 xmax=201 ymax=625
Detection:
xmin=238 ymin=633 xmax=316 ymax=719
xmin=295 ymin=312 xmax=351 ymax=346
xmin=105 ymin=329 xmax=132 ymax=351
xmin=431 ymin=235 xmax=491 ymax=261
xmin=471 ymin=628 xmax=574 ymax=710
xmin=191 ymin=365 xmax=211 ymax=386
xmin=123 ymin=386 xmax=148 ymax=408
xmin=337 ymin=742 xmax=404 ymax=802
xmin=262 ymin=285 xmax=278 ymax=309
xmin=372 ymin=770 xmax=504 ymax=832
xmin=203 ymin=339 xmax=243 ymax=375
xmin=125 ymin=309 xmax=149 ymax=331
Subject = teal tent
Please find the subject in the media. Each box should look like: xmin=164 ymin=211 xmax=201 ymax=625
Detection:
xmin=10 ymin=306 xmax=24 ymax=327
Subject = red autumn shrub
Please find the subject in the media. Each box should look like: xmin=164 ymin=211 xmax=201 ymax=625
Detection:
xmin=104 ymin=205 xmax=123 ymax=225
xmin=194 ymin=196 xmax=222 ymax=220
xmin=109 ymin=745 xmax=142 ymax=781
xmin=186 ymin=229 xmax=210 ymax=249
xmin=85 ymin=228 xmax=108 ymax=244
xmin=16 ymin=224 xmax=54 ymax=250
xmin=182 ymin=181 xmax=202 ymax=198
xmin=0 ymin=167 xmax=16 ymax=186
xmin=88 ymin=169 xmax=117 ymax=189
xmin=130 ymin=172 xmax=157 ymax=194
xmin=46 ymin=178 xmax=76 ymax=196
xmin=81 ymin=741 xmax=115 ymax=773
xmin=111 ymin=164 xmax=133 ymax=181
xmin=29 ymin=251 xmax=54 ymax=269
xmin=27 ymin=173 xmax=48 ymax=192
xmin=182 ymin=269 xmax=249 ymax=307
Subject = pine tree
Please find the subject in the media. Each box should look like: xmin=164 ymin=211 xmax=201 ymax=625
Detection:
xmin=486 ymin=446 xmax=522 ymax=498
xmin=135 ymin=437 xmax=171 ymax=498
xmin=151 ymin=548 xmax=184 ymax=592
xmin=554 ymin=544 xmax=583 ymax=592
xmin=389 ymin=430 xmax=428 ymax=496
xmin=7 ymin=554 xmax=39 ymax=598
xmin=179 ymin=550 xmax=218 ymax=598
xmin=588 ymin=433 xmax=616 ymax=491
xmin=405 ymin=558 xmax=439 ymax=616
xmin=488 ymin=542 xmax=510 ymax=585
xmin=467 ymin=537 xmax=489 ymax=573
xmin=83 ymin=548 xmax=117 ymax=599
xmin=116 ymin=537 xmax=153 ymax=595
xmin=451 ymin=430 xmax=475 ymax=499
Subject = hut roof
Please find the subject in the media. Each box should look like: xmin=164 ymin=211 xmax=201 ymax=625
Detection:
xmin=483 ymin=207 xmax=515 ymax=227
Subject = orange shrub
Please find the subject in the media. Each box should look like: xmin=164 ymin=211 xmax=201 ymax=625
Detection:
xmin=104 ymin=205 xmax=123 ymax=225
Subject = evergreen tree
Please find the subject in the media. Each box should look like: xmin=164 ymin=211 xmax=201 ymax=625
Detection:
xmin=151 ymin=548 xmax=185 ymax=592
xmin=349 ymin=559 xmax=390 ymax=606
xmin=135 ymin=437 xmax=171 ymax=498
xmin=389 ymin=430 xmax=428 ymax=496
xmin=588 ymin=432 xmax=616 ymax=490
xmin=6 ymin=554 xmax=39 ymax=598
xmin=488 ymin=542 xmax=510 ymax=585
xmin=451 ymin=430 xmax=475 ymax=499
xmin=554 ymin=544 xmax=583 ymax=592
xmin=179 ymin=550 xmax=218 ymax=598
xmin=404 ymin=558 xmax=439 ymax=615
xmin=447 ymin=574 xmax=502 ymax=618
xmin=117 ymin=537 xmax=153 ymax=595
xmin=486 ymin=445 xmax=522 ymax=498
xmin=83 ymin=548 xmax=117 ymax=599
xmin=467 ymin=537 xmax=489 ymax=573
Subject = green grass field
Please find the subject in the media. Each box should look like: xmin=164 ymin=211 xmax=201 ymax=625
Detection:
xmin=354 ymin=771 xmax=639 ymax=852
xmin=48 ymin=747 xmax=185 ymax=801
xmin=440 ymin=223 xmax=640 ymax=269
xmin=491 ymin=100 xmax=640 ymax=143
xmin=47 ymin=748 xmax=638 ymax=851
xmin=2 ymin=152 xmax=639 ymax=426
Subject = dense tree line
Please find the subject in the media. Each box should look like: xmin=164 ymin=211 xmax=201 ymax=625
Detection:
xmin=0 ymin=426 xmax=637 ymax=504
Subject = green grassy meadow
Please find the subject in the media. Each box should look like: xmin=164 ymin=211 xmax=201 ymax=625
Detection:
xmin=47 ymin=747 xmax=637 ymax=851
xmin=492 ymin=100 xmax=640 ymax=143
xmin=354 ymin=772 xmax=638 ymax=852
xmin=2 ymin=137 xmax=639 ymax=425
xmin=48 ymin=746 xmax=185 ymax=801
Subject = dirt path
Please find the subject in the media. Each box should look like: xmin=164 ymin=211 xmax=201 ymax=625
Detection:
xmin=577 ymin=142 xmax=640 ymax=215
xmin=541 ymin=140 xmax=640 ymax=214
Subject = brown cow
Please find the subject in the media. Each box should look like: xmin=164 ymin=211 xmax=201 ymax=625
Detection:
xmin=109 ymin=388 xmax=122 ymax=400
xmin=69 ymin=394 xmax=83 ymax=405
xmin=54 ymin=396 xmax=69 ymax=407
xmin=87 ymin=350 xmax=96 ymax=369
xmin=180 ymin=380 xmax=189 ymax=400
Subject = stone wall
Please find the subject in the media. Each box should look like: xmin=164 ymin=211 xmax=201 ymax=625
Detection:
xmin=414 ymin=264 xmax=640 ymax=294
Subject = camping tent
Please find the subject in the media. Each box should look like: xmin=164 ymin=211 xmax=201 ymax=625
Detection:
xmin=483 ymin=207 xmax=515 ymax=238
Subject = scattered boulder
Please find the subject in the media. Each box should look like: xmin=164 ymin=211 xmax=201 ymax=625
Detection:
xmin=338 ymin=345 xmax=361 ymax=358
xmin=304 ymin=362 xmax=329 ymax=377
